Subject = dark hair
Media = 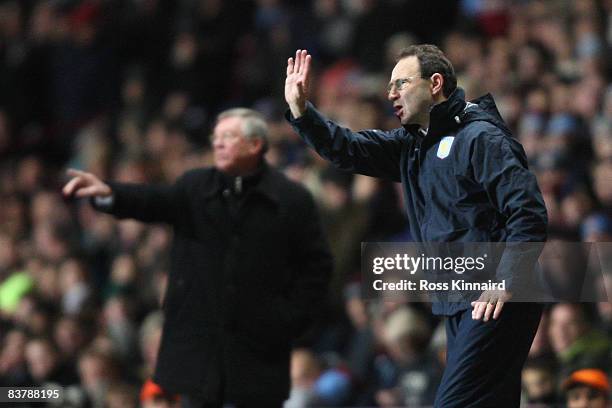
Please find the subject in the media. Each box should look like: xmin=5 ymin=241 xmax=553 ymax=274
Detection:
xmin=397 ymin=44 xmax=457 ymax=97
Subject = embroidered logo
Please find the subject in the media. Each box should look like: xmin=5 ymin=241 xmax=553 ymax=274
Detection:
xmin=436 ymin=136 xmax=455 ymax=159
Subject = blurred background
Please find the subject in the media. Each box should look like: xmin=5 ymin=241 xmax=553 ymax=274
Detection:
xmin=0 ymin=0 xmax=611 ymax=407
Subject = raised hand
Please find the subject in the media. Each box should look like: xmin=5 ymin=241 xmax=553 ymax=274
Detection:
xmin=285 ymin=49 xmax=312 ymax=119
xmin=62 ymin=168 xmax=112 ymax=199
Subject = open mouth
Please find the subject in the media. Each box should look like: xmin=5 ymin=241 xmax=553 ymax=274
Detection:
xmin=394 ymin=105 xmax=403 ymax=118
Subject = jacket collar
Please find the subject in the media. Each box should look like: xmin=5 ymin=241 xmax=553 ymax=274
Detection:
xmin=202 ymin=162 xmax=280 ymax=205
xmin=251 ymin=163 xmax=281 ymax=205
xmin=427 ymin=87 xmax=467 ymax=138
xmin=464 ymin=92 xmax=513 ymax=136
xmin=401 ymin=87 xmax=467 ymax=140
xmin=401 ymin=87 xmax=514 ymax=142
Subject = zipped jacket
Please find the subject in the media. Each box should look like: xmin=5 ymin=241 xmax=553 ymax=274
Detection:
xmin=287 ymin=88 xmax=547 ymax=315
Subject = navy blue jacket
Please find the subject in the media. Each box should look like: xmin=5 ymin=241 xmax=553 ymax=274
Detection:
xmin=287 ymin=88 xmax=547 ymax=315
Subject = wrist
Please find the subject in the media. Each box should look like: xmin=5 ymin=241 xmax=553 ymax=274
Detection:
xmin=289 ymin=102 xmax=306 ymax=119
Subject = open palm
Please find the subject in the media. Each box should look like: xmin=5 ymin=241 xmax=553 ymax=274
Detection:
xmin=285 ymin=49 xmax=311 ymax=118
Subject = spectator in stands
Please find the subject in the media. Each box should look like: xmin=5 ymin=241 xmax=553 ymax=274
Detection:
xmin=140 ymin=379 xmax=181 ymax=408
xmin=563 ymin=369 xmax=610 ymax=408
xmin=284 ymin=348 xmax=321 ymax=408
xmin=549 ymin=303 xmax=610 ymax=377
xmin=24 ymin=337 xmax=78 ymax=386
xmin=521 ymin=357 xmax=560 ymax=406
xmin=373 ymin=306 xmax=441 ymax=407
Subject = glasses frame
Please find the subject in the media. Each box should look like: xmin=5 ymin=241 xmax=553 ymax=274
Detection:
xmin=387 ymin=76 xmax=418 ymax=94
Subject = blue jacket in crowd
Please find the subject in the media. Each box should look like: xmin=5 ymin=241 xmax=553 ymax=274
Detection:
xmin=287 ymin=88 xmax=548 ymax=315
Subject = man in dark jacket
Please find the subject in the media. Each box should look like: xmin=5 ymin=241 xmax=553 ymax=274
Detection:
xmin=284 ymin=46 xmax=547 ymax=407
xmin=63 ymin=108 xmax=332 ymax=407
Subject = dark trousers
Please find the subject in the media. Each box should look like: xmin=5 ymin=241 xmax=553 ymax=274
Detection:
xmin=434 ymin=303 xmax=543 ymax=407
xmin=180 ymin=395 xmax=285 ymax=408
xmin=179 ymin=342 xmax=286 ymax=408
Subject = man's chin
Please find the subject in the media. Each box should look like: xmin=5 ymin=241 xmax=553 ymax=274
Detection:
xmin=214 ymin=161 xmax=231 ymax=173
xmin=398 ymin=113 xmax=413 ymax=125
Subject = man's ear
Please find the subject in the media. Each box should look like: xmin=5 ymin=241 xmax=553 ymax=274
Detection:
xmin=248 ymin=137 xmax=264 ymax=155
xmin=430 ymin=73 xmax=444 ymax=97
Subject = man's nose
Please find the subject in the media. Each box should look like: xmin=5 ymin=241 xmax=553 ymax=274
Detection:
xmin=212 ymin=138 xmax=223 ymax=149
xmin=387 ymin=89 xmax=399 ymax=101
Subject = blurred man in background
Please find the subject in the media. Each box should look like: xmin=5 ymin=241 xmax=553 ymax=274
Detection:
xmin=63 ymin=108 xmax=332 ymax=407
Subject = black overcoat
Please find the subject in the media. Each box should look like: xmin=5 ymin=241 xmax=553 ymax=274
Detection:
xmin=94 ymin=164 xmax=332 ymax=402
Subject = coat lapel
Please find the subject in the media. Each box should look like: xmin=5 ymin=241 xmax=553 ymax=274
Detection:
xmin=201 ymin=171 xmax=232 ymax=239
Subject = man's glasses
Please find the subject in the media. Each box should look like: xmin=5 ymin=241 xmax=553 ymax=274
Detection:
xmin=387 ymin=77 xmax=417 ymax=93
xmin=211 ymin=131 xmax=241 ymax=144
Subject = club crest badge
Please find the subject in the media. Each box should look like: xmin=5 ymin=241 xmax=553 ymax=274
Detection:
xmin=436 ymin=136 xmax=455 ymax=159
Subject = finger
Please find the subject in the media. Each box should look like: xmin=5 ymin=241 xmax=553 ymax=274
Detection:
xmin=473 ymin=302 xmax=483 ymax=320
xmin=66 ymin=168 xmax=98 ymax=186
xmin=478 ymin=302 xmax=488 ymax=320
xmin=75 ymin=185 xmax=103 ymax=198
xmin=66 ymin=168 xmax=86 ymax=177
xmin=286 ymin=57 xmax=294 ymax=76
xmin=493 ymin=302 xmax=505 ymax=320
xmin=472 ymin=303 xmax=481 ymax=320
xmin=472 ymin=302 xmax=484 ymax=320
xmin=302 ymin=53 xmax=311 ymax=82
xmin=298 ymin=50 xmax=308 ymax=74
xmin=62 ymin=177 xmax=83 ymax=196
xmin=294 ymin=49 xmax=302 ymax=73
xmin=483 ymin=302 xmax=495 ymax=322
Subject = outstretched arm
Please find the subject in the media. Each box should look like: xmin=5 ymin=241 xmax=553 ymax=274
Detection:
xmin=63 ymin=168 xmax=182 ymax=225
xmin=284 ymin=50 xmax=408 ymax=182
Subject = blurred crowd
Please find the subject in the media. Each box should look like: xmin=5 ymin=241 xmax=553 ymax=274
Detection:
xmin=0 ymin=0 xmax=611 ymax=407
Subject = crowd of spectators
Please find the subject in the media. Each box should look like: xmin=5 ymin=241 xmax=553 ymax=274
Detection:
xmin=0 ymin=0 xmax=611 ymax=406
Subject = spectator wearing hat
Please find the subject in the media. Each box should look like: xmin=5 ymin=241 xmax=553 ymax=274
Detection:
xmin=140 ymin=379 xmax=180 ymax=408
xmin=564 ymin=369 xmax=610 ymax=408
